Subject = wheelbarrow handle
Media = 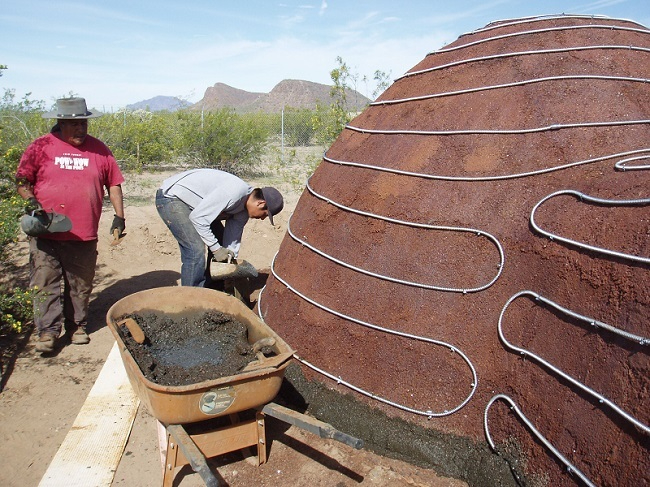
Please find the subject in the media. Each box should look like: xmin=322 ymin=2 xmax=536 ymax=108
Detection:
xmin=166 ymin=424 xmax=221 ymax=487
xmin=261 ymin=402 xmax=364 ymax=450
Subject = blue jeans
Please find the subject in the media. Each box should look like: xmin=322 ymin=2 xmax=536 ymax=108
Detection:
xmin=156 ymin=190 xmax=208 ymax=287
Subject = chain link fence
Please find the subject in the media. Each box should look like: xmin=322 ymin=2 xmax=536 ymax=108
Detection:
xmin=100 ymin=107 xmax=331 ymax=187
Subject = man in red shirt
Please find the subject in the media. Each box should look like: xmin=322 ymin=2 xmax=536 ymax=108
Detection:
xmin=16 ymin=97 xmax=125 ymax=354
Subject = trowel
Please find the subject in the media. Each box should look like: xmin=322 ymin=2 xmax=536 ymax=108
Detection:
xmin=210 ymin=256 xmax=258 ymax=280
xmin=240 ymin=337 xmax=293 ymax=373
xmin=110 ymin=228 xmax=126 ymax=246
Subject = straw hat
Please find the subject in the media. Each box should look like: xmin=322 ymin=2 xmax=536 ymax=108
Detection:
xmin=42 ymin=97 xmax=103 ymax=119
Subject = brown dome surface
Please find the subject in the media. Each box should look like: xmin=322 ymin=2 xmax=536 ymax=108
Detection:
xmin=261 ymin=14 xmax=649 ymax=486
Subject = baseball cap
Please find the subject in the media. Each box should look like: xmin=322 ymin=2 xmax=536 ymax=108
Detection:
xmin=261 ymin=187 xmax=284 ymax=225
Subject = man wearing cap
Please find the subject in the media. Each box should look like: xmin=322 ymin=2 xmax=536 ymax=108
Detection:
xmin=156 ymin=168 xmax=283 ymax=288
xmin=16 ymin=97 xmax=125 ymax=354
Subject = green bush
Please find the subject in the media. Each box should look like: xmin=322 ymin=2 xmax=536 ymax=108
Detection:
xmin=0 ymin=288 xmax=33 ymax=335
xmin=93 ymin=110 xmax=176 ymax=171
xmin=0 ymin=140 xmax=29 ymax=257
xmin=283 ymin=108 xmax=315 ymax=146
xmin=0 ymin=90 xmax=48 ymax=153
xmin=0 ymin=145 xmax=34 ymax=337
xmin=177 ymin=109 xmax=269 ymax=175
xmin=0 ymin=90 xmax=44 ymax=339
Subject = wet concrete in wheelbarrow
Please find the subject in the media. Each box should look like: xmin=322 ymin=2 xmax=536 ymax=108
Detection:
xmin=119 ymin=310 xmax=275 ymax=386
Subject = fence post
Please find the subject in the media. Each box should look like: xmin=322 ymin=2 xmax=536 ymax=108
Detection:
xmin=281 ymin=106 xmax=285 ymax=164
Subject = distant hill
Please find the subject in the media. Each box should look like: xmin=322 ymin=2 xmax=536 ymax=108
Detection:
xmin=191 ymin=79 xmax=371 ymax=113
xmin=126 ymin=96 xmax=190 ymax=112
xmin=127 ymin=80 xmax=372 ymax=113
xmin=193 ymin=83 xmax=264 ymax=112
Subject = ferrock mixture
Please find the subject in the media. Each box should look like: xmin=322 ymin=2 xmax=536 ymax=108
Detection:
xmin=119 ymin=310 xmax=258 ymax=386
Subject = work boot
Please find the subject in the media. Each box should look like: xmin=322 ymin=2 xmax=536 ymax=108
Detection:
xmin=35 ymin=333 xmax=56 ymax=353
xmin=71 ymin=326 xmax=90 ymax=345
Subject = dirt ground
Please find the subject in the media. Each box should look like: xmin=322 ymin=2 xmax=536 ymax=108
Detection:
xmin=0 ymin=170 xmax=468 ymax=487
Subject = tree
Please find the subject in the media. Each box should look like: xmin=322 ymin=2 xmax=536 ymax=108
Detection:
xmin=312 ymin=56 xmax=355 ymax=146
xmin=372 ymin=69 xmax=392 ymax=100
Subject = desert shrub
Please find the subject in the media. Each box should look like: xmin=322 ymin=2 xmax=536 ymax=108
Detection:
xmin=311 ymin=57 xmax=355 ymax=147
xmin=283 ymin=108 xmax=315 ymax=146
xmin=0 ymin=92 xmax=46 ymax=256
xmin=0 ymin=142 xmax=34 ymax=337
xmin=176 ymin=109 xmax=269 ymax=175
xmin=93 ymin=109 xmax=176 ymax=171
xmin=0 ymin=90 xmax=48 ymax=152
xmin=0 ymin=288 xmax=33 ymax=335
xmin=0 ymin=89 xmax=44 ymax=338
xmin=247 ymin=111 xmax=281 ymax=138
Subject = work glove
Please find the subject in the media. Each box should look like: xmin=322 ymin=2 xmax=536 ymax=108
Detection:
xmin=24 ymin=197 xmax=43 ymax=215
xmin=212 ymin=247 xmax=235 ymax=263
xmin=110 ymin=215 xmax=126 ymax=237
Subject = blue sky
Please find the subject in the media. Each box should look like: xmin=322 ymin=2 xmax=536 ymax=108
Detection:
xmin=1 ymin=1 xmax=648 ymax=111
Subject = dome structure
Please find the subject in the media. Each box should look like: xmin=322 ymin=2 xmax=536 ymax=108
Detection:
xmin=261 ymin=14 xmax=649 ymax=486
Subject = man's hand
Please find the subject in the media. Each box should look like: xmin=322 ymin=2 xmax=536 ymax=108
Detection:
xmin=24 ymin=197 xmax=43 ymax=215
xmin=110 ymin=215 xmax=126 ymax=237
xmin=212 ymin=247 xmax=235 ymax=263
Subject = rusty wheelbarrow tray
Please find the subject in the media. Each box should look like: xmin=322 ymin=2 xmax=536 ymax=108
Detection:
xmin=106 ymin=286 xmax=295 ymax=425
xmin=107 ymin=286 xmax=362 ymax=487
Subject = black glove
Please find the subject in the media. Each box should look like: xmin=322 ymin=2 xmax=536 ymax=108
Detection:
xmin=24 ymin=197 xmax=43 ymax=215
xmin=212 ymin=247 xmax=235 ymax=263
xmin=110 ymin=215 xmax=126 ymax=237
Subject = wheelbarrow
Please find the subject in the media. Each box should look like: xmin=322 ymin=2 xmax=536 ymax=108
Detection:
xmin=106 ymin=286 xmax=362 ymax=487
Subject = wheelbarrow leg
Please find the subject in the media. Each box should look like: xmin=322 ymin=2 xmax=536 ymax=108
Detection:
xmin=223 ymin=277 xmax=251 ymax=307
xmin=165 ymin=424 xmax=221 ymax=487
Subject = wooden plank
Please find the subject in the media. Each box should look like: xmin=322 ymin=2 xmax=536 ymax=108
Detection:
xmin=173 ymin=419 xmax=259 ymax=464
xmin=38 ymin=343 xmax=140 ymax=487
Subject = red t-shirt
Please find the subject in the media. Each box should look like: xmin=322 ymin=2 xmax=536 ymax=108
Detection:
xmin=16 ymin=133 xmax=124 ymax=241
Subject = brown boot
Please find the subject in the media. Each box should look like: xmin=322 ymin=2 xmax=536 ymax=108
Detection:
xmin=71 ymin=327 xmax=90 ymax=345
xmin=36 ymin=333 xmax=57 ymax=353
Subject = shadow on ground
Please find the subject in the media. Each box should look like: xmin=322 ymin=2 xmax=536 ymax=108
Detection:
xmin=88 ymin=270 xmax=180 ymax=333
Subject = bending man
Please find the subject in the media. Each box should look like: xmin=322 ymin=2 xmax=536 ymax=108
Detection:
xmin=156 ymin=168 xmax=283 ymax=287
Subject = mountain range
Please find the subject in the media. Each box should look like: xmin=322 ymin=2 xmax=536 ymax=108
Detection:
xmin=126 ymin=79 xmax=370 ymax=113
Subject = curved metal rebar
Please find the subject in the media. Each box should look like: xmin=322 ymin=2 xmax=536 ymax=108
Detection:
xmin=530 ymin=190 xmax=650 ymax=264
xmin=428 ymin=23 xmax=650 ymax=57
xmin=396 ymin=45 xmax=650 ymax=82
xmin=323 ymin=148 xmax=650 ymax=182
xmin=297 ymin=177 xmax=504 ymax=293
xmin=470 ymin=14 xmax=649 ymax=36
xmin=498 ymin=290 xmax=650 ymax=434
xmin=347 ymin=118 xmax=650 ymax=135
xmin=484 ymin=394 xmax=597 ymax=487
xmin=614 ymin=154 xmax=650 ymax=171
xmin=257 ymin=255 xmax=479 ymax=418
